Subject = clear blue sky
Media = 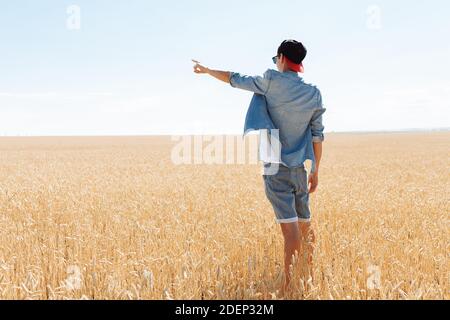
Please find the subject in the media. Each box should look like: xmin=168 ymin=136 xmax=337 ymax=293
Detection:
xmin=1 ymin=0 xmax=449 ymax=135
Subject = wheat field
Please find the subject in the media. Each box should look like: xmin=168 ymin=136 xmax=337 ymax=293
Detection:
xmin=0 ymin=132 xmax=448 ymax=300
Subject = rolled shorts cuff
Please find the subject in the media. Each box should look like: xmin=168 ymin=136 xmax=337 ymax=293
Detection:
xmin=275 ymin=217 xmax=298 ymax=224
xmin=275 ymin=217 xmax=311 ymax=224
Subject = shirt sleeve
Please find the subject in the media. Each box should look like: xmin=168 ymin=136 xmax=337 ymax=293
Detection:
xmin=311 ymin=90 xmax=326 ymax=142
xmin=229 ymin=69 xmax=272 ymax=95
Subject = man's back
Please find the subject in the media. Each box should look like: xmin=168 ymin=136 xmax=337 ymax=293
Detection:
xmin=265 ymin=69 xmax=324 ymax=155
xmin=231 ymin=68 xmax=326 ymax=171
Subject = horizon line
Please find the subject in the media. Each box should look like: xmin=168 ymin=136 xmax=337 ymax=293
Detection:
xmin=0 ymin=127 xmax=448 ymax=137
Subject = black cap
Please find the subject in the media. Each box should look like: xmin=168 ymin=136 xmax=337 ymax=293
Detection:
xmin=277 ymin=40 xmax=307 ymax=64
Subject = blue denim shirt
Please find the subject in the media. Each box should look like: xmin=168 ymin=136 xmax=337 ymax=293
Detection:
xmin=229 ymin=68 xmax=326 ymax=174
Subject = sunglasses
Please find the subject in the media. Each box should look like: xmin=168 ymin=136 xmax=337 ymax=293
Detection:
xmin=272 ymin=55 xmax=278 ymax=64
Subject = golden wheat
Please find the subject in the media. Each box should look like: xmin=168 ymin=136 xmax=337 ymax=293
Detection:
xmin=0 ymin=132 xmax=448 ymax=299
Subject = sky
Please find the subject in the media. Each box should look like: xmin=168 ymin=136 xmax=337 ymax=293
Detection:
xmin=1 ymin=0 xmax=449 ymax=136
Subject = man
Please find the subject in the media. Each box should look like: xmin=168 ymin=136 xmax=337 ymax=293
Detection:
xmin=192 ymin=39 xmax=326 ymax=293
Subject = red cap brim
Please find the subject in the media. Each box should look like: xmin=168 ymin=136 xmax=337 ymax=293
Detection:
xmin=285 ymin=57 xmax=304 ymax=73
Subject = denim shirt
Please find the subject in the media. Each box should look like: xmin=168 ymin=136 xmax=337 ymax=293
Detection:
xmin=229 ymin=68 xmax=326 ymax=174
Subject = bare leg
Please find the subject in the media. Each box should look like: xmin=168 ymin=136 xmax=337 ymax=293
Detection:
xmin=298 ymin=221 xmax=315 ymax=282
xmin=279 ymin=222 xmax=301 ymax=293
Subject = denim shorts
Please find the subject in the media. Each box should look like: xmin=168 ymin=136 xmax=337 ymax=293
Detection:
xmin=262 ymin=162 xmax=311 ymax=223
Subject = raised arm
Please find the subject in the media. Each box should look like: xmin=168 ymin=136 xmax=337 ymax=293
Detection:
xmin=208 ymin=69 xmax=232 ymax=83
xmin=192 ymin=59 xmax=271 ymax=95
xmin=193 ymin=59 xmax=230 ymax=83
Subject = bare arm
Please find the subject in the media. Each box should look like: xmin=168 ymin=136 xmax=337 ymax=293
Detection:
xmin=308 ymin=141 xmax=322 ymax=193
xmin=309 ymin=91 xmax=326 ymax=193
xmin=192 ymin=59 xmax=230 ymax=83
xmin=312 ymin=141 xmax=322 ymax=173
xmin=193 ymin=59 xmax=271 ymax=94
xmin=207 ymin=69 xmax=231 ymax=83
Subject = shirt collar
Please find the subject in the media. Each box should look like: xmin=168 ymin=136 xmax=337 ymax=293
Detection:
xmin=284 ymin=70 xmax=299 ymax=77
xmin=273 ymin=69 xmax=303 ymax=80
